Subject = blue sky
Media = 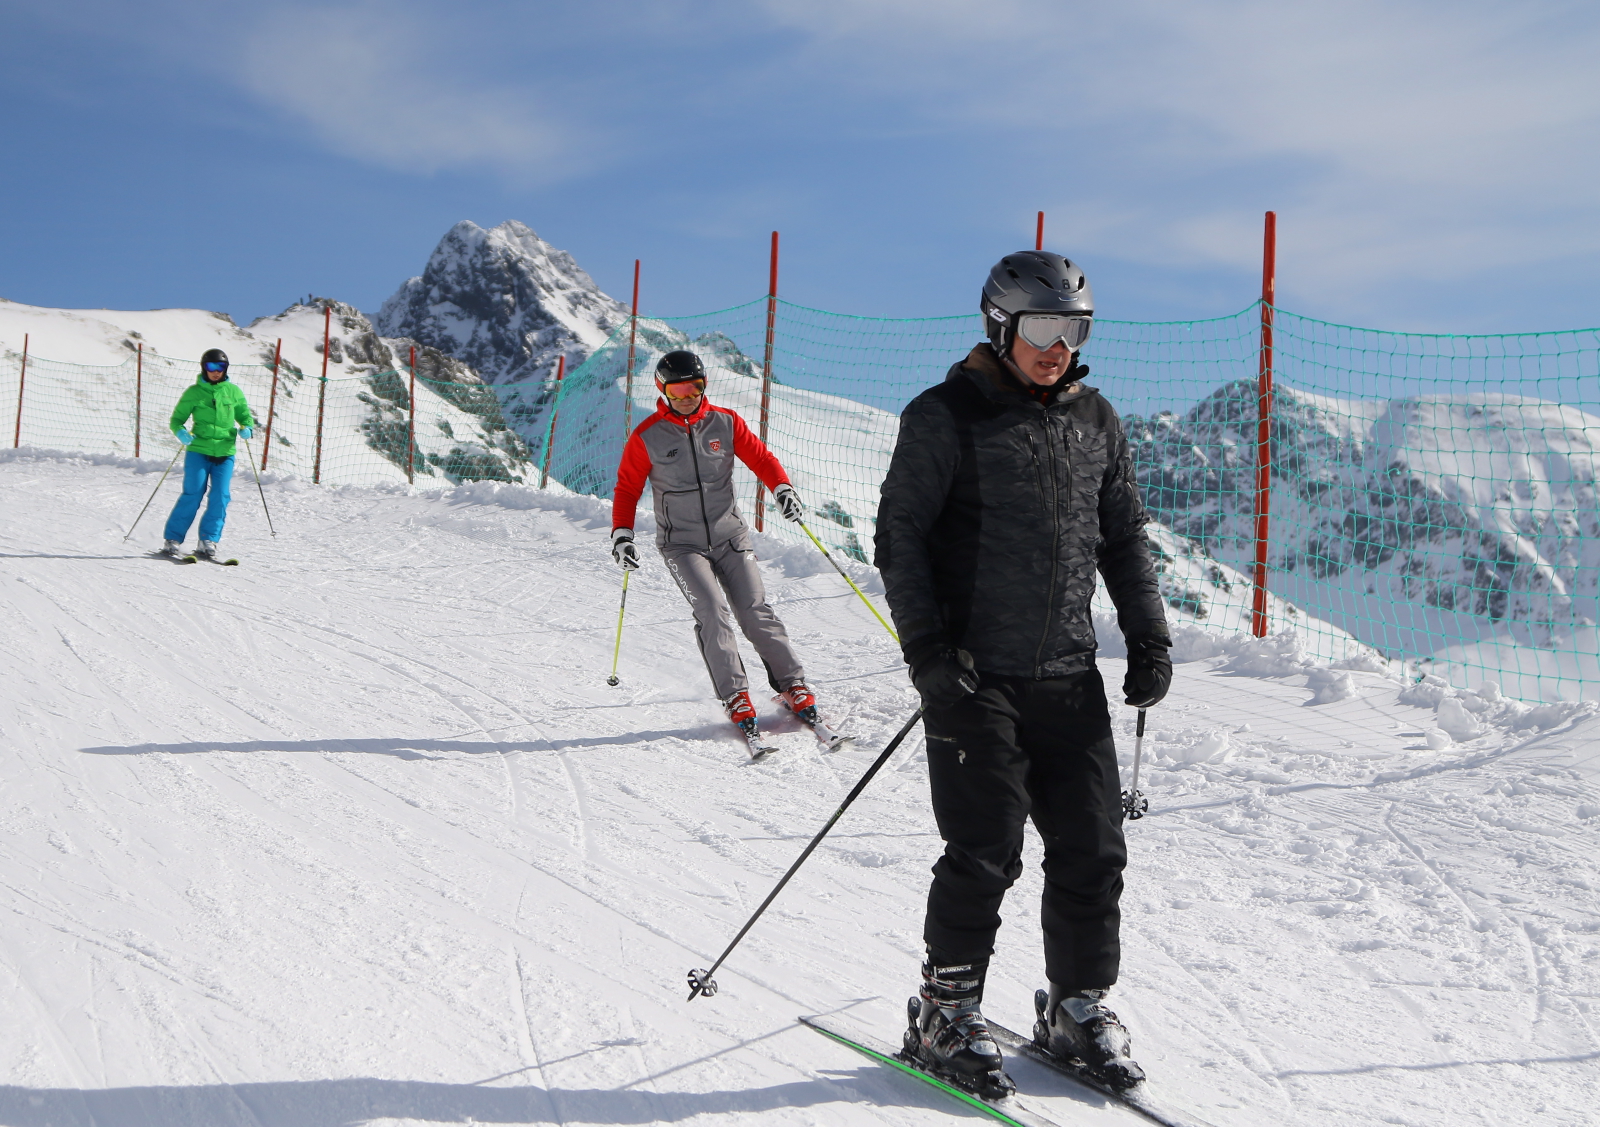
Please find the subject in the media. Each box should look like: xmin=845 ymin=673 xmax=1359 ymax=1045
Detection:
xmin=1 ymin=0 xmax=1597 ymax=333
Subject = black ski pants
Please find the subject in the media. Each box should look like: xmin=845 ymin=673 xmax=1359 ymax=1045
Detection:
xmin=922 ymin=668 xmax=1127 ymax=992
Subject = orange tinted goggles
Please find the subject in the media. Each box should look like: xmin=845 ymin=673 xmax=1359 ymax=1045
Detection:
xmin=662 ymin=378 xmax=706 ymax=400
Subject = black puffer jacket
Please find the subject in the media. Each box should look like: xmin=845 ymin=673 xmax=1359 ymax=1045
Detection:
xmin=875 ymin=344 xmax=1167 ymax=678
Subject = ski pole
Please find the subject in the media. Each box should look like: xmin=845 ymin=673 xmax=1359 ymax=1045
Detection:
xmin=240 ymin=437 xmax=277 ymax=538
xmin=796 ymin=518 xmax=898 ymax=644
xmin=122 ymin=446 xmax=183 ymax=542
xmin=1121 ymin=707 xmax=1149 ymax=821
xmin=687 ymin=705 xmax=925 ymax=1001
xmin=606 ymin=570 xmax=630 ymax=686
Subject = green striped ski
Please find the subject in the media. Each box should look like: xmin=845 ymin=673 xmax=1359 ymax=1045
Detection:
xmin=800 ymin=1014 xmax=1060 ymax=1127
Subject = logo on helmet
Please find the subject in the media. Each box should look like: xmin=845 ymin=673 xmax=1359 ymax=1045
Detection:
xmin=988 ymin=307 xmax=1009 ymax=323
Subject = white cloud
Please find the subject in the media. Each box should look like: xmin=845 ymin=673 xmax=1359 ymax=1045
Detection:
xmin=757 ymin=0 xmax=1600 ymax=317
xmin=238 ymin=5 xmax=577 ymax=179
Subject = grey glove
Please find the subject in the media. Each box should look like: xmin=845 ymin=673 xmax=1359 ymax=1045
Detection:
xmin=774 ymin=483 xmax=804 ymax=522
xmin=610 ymin=527 xmax=641 ymax=571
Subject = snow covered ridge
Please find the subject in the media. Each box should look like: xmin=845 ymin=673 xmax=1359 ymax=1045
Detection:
xmin=0 ymin=297 xmax=532 ymax=487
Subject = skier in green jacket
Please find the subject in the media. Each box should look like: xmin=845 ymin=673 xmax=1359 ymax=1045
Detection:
xmin=159 ymin=348 xmax=257 ymax=560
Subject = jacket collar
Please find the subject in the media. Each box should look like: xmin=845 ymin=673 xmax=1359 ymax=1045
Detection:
xmin=654 ymin=395 xmax=713 ymax=427
xmin=950 ymin=343 xmax=1093 ymax=409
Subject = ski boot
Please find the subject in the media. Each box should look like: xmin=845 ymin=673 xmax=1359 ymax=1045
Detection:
xmin=902 ymin=959 xmax=1014 ymax=1099
xmin=1033 ymin=985 xmax=1146 ymax=1091
xmin=778 ymin=681 xmax=820 ymax=726
xmin=724 ymin=690 xmax=776 ymax=757
xmin=158 ymin=539 xmax=183 ymax=557
xmin=194 ymin=540 xmax=220 ymax=560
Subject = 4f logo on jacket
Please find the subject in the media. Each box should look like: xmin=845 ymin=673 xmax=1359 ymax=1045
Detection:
xmin=708 ymin=439 xmax=722 ymax=452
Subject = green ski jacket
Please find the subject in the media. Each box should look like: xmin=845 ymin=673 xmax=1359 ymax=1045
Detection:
xmin=169 ymin=375 xmax=256 ymax=458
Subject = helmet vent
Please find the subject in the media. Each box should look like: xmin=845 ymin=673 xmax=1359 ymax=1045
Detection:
xmin=1035 ymin=275 xmax=1055 ymax=289
xmin=1006 ymin=268 xmax=1020 ymax=280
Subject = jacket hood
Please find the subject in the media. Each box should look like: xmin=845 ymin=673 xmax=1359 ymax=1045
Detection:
xmin=195 ymin=372 xmax=231 ymax=385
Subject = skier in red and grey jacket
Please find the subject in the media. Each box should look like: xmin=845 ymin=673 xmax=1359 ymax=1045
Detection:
xmin=611 ymin=350 xmax=820 ymax=752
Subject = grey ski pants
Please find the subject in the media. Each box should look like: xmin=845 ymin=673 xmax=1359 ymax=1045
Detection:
xmin=661 ymin=535 xmax=804 ymax=701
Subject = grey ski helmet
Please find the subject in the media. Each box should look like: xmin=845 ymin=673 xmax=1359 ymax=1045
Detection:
xmin=980 ymin=251 xmax=1093 ymax=356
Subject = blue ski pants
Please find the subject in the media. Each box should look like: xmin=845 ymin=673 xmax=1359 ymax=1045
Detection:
xmin=163 ymin=452 xmax=235 ymax=543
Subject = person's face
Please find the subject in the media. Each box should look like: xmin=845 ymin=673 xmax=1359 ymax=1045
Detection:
xmin=663 ymin=380 xmax=704 ymax=415
xmin=1009 ymin=335 xmax=1072 ymax=385
xmin=203 ymin=361 xmax=228 ymax=383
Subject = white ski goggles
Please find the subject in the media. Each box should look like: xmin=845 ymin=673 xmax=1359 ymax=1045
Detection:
xmin=1015 ymin=312 xmax=1092 ymax=351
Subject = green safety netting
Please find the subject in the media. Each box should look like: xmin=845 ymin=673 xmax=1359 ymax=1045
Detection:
xmin=5 ymin=299 xmax=1598 ymax=703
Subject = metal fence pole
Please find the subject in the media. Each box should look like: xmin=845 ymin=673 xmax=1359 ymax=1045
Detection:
xmin=1251 ymin=210 xmax=1277 ymax=638
xmin=13 ymin=332 xmax=27 ymax=448
xmin=314 ymin=305 xmax=330 ymax=484
xmin=754 ymin=231 xmax=778 ymax=532
xmin=134 ymin=342 xmax=143 ymax=458
xmin=539 ymin=354 xmax=566 ymax=489
xmin=261 ymin=338 xmax=281 ymax=471
xmin=407 ymin=344 xmax=417 ymax=485
xmin=623 ymin=260 xmax=640 ymax=438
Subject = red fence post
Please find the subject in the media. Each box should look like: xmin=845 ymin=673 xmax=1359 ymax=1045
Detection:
xmin=134 ymin=342 xmax=143 ymax=459
xmin=1250 ymin=211 xmax=1277 ymax=638
xmin=261 ymin=338 xmax=281 ymax=470
xmin=754 ymin=230 xmax=779 ymax=532
xmin=623 ymin=260 xmax=640 ymax=437
xmin=314 ymin=305 xmax=330 ymax=484
xmin=539 ymin=354 xmax=566 ymax=489
xmin=13 ymin=332 xmax=27 ymax=448
xmin=407 ymin=344 xmax=417 ymax=485
xmin=1035 ymin=211 xmax=1045 ymax=251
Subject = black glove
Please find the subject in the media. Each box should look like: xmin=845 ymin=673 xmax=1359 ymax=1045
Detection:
xmin=903 ymin=637 xmax=979 ymax=708
xmin=1123 ymin=634 xmax=1172 ymax=707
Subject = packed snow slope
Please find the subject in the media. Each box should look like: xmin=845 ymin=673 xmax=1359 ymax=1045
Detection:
xmin=1 ymin=451 xmax=1598 ymax=1127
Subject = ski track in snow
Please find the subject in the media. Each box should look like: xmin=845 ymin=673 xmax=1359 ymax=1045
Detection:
xmin=0 ymin=452 xmax=1597 ymax=1127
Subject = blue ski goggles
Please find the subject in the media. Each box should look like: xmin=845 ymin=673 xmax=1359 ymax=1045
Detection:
xmin=203 ymin=360 xmax=229 ymax=373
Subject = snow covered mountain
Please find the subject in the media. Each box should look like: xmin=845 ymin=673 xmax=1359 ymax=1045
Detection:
xmin=0 ymin=297 xmax=532 ymax=487
xmin=1126 ymin=380 xmax=1600 ymax=674
xmin=374 ymin=220 xmax=627 ymax=388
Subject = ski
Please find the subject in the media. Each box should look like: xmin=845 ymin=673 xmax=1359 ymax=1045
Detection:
xmin=737 ymin=718 xmax=780 ymax=760
xmin=183 ymin=554 xmax=240 ymax=566
xmin=151 ymin=550 xmax=195 ymax=564
xmin=800 ymin=1014 xmax=1060 ymax=1127
xmin=773 ymin=695 xmax=854 ymax=750
xmin=987 ymin=1022 xmax=1216 ymax=1127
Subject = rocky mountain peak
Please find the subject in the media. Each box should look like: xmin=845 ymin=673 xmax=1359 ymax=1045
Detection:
xmin=373 ymin=220 xmax=627 ymax=388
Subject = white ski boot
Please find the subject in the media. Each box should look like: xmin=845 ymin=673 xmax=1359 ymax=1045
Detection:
xmin=158 ymin=539 xmax=183 ymax=557
xmin=902 ymin=959 xmax=1014 ymax=1099
xmin=1033 ymin=986 xmax=1146 ymax=1090
xmin=194 ymin=540 xmax=219 ymax=560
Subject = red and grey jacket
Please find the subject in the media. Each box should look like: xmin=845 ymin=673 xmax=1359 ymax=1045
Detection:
xmin=613 ymin=397 xmax=789 ymax=549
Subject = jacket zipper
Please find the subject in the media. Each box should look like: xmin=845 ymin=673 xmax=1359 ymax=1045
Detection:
xmin=686 ymin=415 xmax=713 ymax=543
xmin=1033 ymin=413 xmax=1068 ymax=676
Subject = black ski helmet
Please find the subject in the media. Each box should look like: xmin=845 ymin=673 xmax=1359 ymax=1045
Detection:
xmin=979 ymin=251 xmax=1093 ymax=356
xmin=655 ymin=350 xmax=706 ymax=391
xmin=200 ymin=348 xmax=230 ymax=373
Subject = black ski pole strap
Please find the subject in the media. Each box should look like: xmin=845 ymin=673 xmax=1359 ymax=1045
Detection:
xmin=687 ymin=706 xmax=926 ymax=1001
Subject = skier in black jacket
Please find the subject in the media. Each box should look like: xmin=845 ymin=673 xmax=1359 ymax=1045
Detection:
xmin=876 ymin=251 xmax=1172 ymax=1097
